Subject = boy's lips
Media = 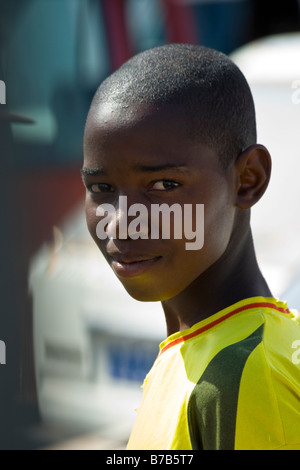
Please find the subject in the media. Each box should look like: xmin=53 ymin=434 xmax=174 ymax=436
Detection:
xmin=108 ymin=252 xmax=162 ymax=278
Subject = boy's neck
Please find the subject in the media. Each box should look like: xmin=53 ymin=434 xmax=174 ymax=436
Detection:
xmin=162 ymin=214 xmax=272 ymax=336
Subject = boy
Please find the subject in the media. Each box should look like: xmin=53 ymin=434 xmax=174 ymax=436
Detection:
xmin=81 ymin=44 xmax=300 ymax=450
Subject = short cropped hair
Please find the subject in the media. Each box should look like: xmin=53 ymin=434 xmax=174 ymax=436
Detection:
xmin=91 ymin=44 xmax=257 ymax=169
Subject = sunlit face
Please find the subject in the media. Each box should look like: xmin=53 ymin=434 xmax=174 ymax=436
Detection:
xmin=82 ymin=102 xmax=237 ymax=302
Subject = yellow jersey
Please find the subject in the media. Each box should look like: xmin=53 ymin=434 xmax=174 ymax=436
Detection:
xmin=127 ymin=297 xmax=300 ymax=450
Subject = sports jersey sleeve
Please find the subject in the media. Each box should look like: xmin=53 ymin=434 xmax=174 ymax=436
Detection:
xmin=234 ymin=341 xmax=300 ymax=449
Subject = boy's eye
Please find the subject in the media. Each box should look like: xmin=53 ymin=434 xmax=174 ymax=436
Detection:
xmin=151 ymin=180 xmax=180 ymax=191
xmin=87 ymin=183 xmax=114 ymax=193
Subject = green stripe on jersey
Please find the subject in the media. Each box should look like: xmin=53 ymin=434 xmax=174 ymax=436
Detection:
xmin=187 ymin=323 xmax=264 ymax=450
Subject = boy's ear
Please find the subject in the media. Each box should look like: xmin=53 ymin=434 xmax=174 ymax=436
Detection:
xmin=234 ymin=144 xmax=272 ymax=209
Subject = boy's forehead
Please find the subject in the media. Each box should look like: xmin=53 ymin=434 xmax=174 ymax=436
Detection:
xmin=85 ymin=100 xmax=194 ymax=163
xmin=91 ymin=100 xmax=138 ymax=124
xmin=84 ymin=99 xmax=222 ymax=173
xmin=86 ymin=102 xmax=178 ymax=156
xmin=87 ymin=99 xmax=187 ymax=132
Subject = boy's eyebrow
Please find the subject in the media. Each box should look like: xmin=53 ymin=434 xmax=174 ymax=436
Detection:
xmin=80 ymin=163 xmax=189 ymax=177
xmin=80 ymin=167 xmax=106 ymax=177
xmin=135 ymin=163 xmax=188 ymax=173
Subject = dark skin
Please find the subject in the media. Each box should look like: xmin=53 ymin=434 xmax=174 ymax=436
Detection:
xmin=82 ymin=101 xmax=272 ymax=336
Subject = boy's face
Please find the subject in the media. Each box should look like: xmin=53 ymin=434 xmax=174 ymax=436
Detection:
xmin=83 ymin=102 xmax=238 ymax=302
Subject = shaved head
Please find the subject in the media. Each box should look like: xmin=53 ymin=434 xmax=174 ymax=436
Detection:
xmin=87 ymin=44 xmax=257 ymax=169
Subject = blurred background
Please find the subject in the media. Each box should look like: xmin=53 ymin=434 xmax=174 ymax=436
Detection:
xmin=0 ymin=0 xmax=300 ymax=450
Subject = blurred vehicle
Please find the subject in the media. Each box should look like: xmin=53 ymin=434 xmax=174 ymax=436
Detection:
xmin=29 ymin=32 xmax=300 ymax=443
